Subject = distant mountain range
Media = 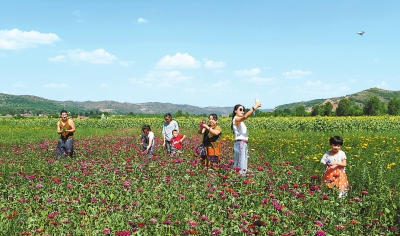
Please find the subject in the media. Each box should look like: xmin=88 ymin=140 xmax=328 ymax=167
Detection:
xmin=0 ymin=93 xmax=238 ymax=116
xmin=274 ymin=87 xmax=400 ymax=112
xmin=0 ymin=87 xmax=398 ymax=116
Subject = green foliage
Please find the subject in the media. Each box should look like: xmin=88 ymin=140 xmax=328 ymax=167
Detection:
xmin=311 ymin=104 xmax=324 ymax=116
xmin=336 ymin=99 xmax=363 ymax=116
xmin=364 ymin=96 xmax=386 ymax=115
xmin=0 ymin=124 xmax=399 ymax=235
xmin=294 ymin=106 xmax=307 ymax=117
xmin=323 ymin=102 xmax=333 ymax=116
xmin=388 ymin=97 xmax=400 ymax=115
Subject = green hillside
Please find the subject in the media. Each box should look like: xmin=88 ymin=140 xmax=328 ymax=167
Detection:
xmin=274 ymin=87 xmax=400 ymax=111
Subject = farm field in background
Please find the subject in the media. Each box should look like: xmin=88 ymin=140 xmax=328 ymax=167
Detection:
xmin=0 ymin=117 xmax=399 ymax=235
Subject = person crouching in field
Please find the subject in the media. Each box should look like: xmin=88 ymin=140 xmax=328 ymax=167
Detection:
xmin=56 ymin=110 xmax=75 ymax=159
xmin=140 ymin=125 xmax=155 ymax=156
xmin=320 ymin=136 xmax=349 ymax=198
xmin=169 ymin=129 xmax=186 ymax=156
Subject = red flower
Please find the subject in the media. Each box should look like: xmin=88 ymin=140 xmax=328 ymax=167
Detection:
xmin=350 ymin=219 xmax=358 ymax=225
xmin=310 ymin=175 xmax=319 ymax=179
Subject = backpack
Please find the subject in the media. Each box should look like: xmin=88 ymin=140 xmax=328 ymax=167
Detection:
xmin=195 ymin=144 xmax=206 ymax=157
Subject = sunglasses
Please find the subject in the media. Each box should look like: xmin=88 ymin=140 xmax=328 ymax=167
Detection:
xmin=238 ymin=107 xmax=245 ymax=112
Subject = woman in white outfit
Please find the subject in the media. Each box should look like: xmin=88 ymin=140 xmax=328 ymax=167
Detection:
xmin=231 ymin=101 xmax=262 ymax=176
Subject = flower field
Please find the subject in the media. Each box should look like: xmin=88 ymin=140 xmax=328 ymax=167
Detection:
xmin=0 ymin=117 xmax=399 ymax=235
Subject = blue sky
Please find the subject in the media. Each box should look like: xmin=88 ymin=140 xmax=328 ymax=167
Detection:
xmin=1 ymin=1 xmax=399 ymax=109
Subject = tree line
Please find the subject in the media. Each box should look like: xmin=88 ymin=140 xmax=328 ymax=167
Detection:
xmin=3 ymin=96 xmax=400 ymax=118
xmin=269 ymin=96 xmax=400 ymax=117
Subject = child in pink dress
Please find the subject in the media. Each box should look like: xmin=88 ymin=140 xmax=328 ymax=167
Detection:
xmin=320 ymin=136 xmax=349 ymax=198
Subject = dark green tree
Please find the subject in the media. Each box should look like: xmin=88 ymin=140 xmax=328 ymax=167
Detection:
xmin=294 ymin=106 xmax=307 ymax=117
xmin=311 ymin=104 xmax=324 ymax=116
xmin=175 ymin=110 xmax=183 ymax=117
xmin=388 ymin=97 xmax=400 ymax=115
xmin=336 ymin=99 xmax=352 ymax=116
xmin=363 ymin=96 xmax=385 ymax=115
xmin=323 ymin=102 xmax=333 ymax=116
xmin=283 ymin=108 xmax=292 ymax=117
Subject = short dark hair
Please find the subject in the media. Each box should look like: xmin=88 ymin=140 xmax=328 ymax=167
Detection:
xmin=329 ymin=136 xmax=343 ymax=145
xmin=60 ymin=109 xmax=68 ymax=115
xmin=164 ymin=113 xmax=172 ymax=119
xmin=142 ymin=124 xmax=151 ymax=132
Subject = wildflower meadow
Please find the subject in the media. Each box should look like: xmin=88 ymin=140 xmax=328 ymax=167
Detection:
xmin=0 ymin=116 xmax=399 ymax=235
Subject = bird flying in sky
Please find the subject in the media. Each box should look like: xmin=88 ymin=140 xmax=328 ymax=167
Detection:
xmin=357 ymin=31 xmax=365 ymax=36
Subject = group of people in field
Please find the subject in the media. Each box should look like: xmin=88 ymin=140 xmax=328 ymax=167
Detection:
xmin=55 ymin=100 xmax=349 ymax=198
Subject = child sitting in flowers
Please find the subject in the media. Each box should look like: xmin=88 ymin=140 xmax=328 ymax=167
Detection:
xmin=320 ymin=136 xmax=349 ymax=198
xmin=140 ymin=125 xmax=155 ymax=156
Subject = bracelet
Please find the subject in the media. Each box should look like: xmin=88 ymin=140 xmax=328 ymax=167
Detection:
xmin=252 ymin=107 xmax=256 ymax=110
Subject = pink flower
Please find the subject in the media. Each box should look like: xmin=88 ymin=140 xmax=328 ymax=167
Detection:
xmin=163 ymin=220 xmax=172 ymax=225
xmin=188 ymin=220 xmax=197 ymax=228
xmin=315 ymin=231 xmax=326 ymax=236
xmin=314 ymin=220 xmax=324 ymax=227
xmin=102 ymin=228 xmax=111 ymax=234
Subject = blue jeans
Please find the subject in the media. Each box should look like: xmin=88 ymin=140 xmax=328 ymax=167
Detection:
xmin=233 ymin=140 xmax=248 ymax=176
xmin=165 ymin=139 xmax=172 ymax=153
xmin=56 ymin=138 xmax=74 ymax=158
xmin=142 ymin=144 xmax=154 ymax=156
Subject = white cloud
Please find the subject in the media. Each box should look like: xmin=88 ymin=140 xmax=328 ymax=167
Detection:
xmin=66 ymin=49 xmax=117 ymax=64
xmin=128 ymin=70 xmax=192 ymax=88
xmin=211 ymin=80 xmax=230 ymax=87
xmin=155 ymin=53 xmax=200 ymax=69
xmin=204 ymin=58 xmax=226 ymax=68
xmin=244 ymin=77 xmax=275 ymax=84
xmin=13 ymin=81 xmax=27 ymax=88
xmin=119 ymin=60 xmax=135 ymax=66
xmin=43 ymin=83 xmax=70 ymax=88
xmin=283 ymin=70 xmax=312 ymax=79
xmin=100 ymin=83 xmax=109 ymax=87
xmin=302 ymin=80 xmax=349 ymax=94
xmin=234 ymin=68 xmax=261 ymax=77
xmin=48 ymin=55 xmax=66 ymax=62
xmin=138 ymin=18 xmax=147 ymax=23
xmin=0 ymin=28 xmax=60 ymax=50
xmin=375 ymin=81 xmax=387 ymax=89
xmin=183 ymin=87 xmax=197 ymax=93
xmin=304 ymin=80 xmax=323 ymax=87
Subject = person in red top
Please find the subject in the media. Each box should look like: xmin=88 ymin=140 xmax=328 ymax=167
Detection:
xmin=169 ymin=129 xmax=186 ymax=155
